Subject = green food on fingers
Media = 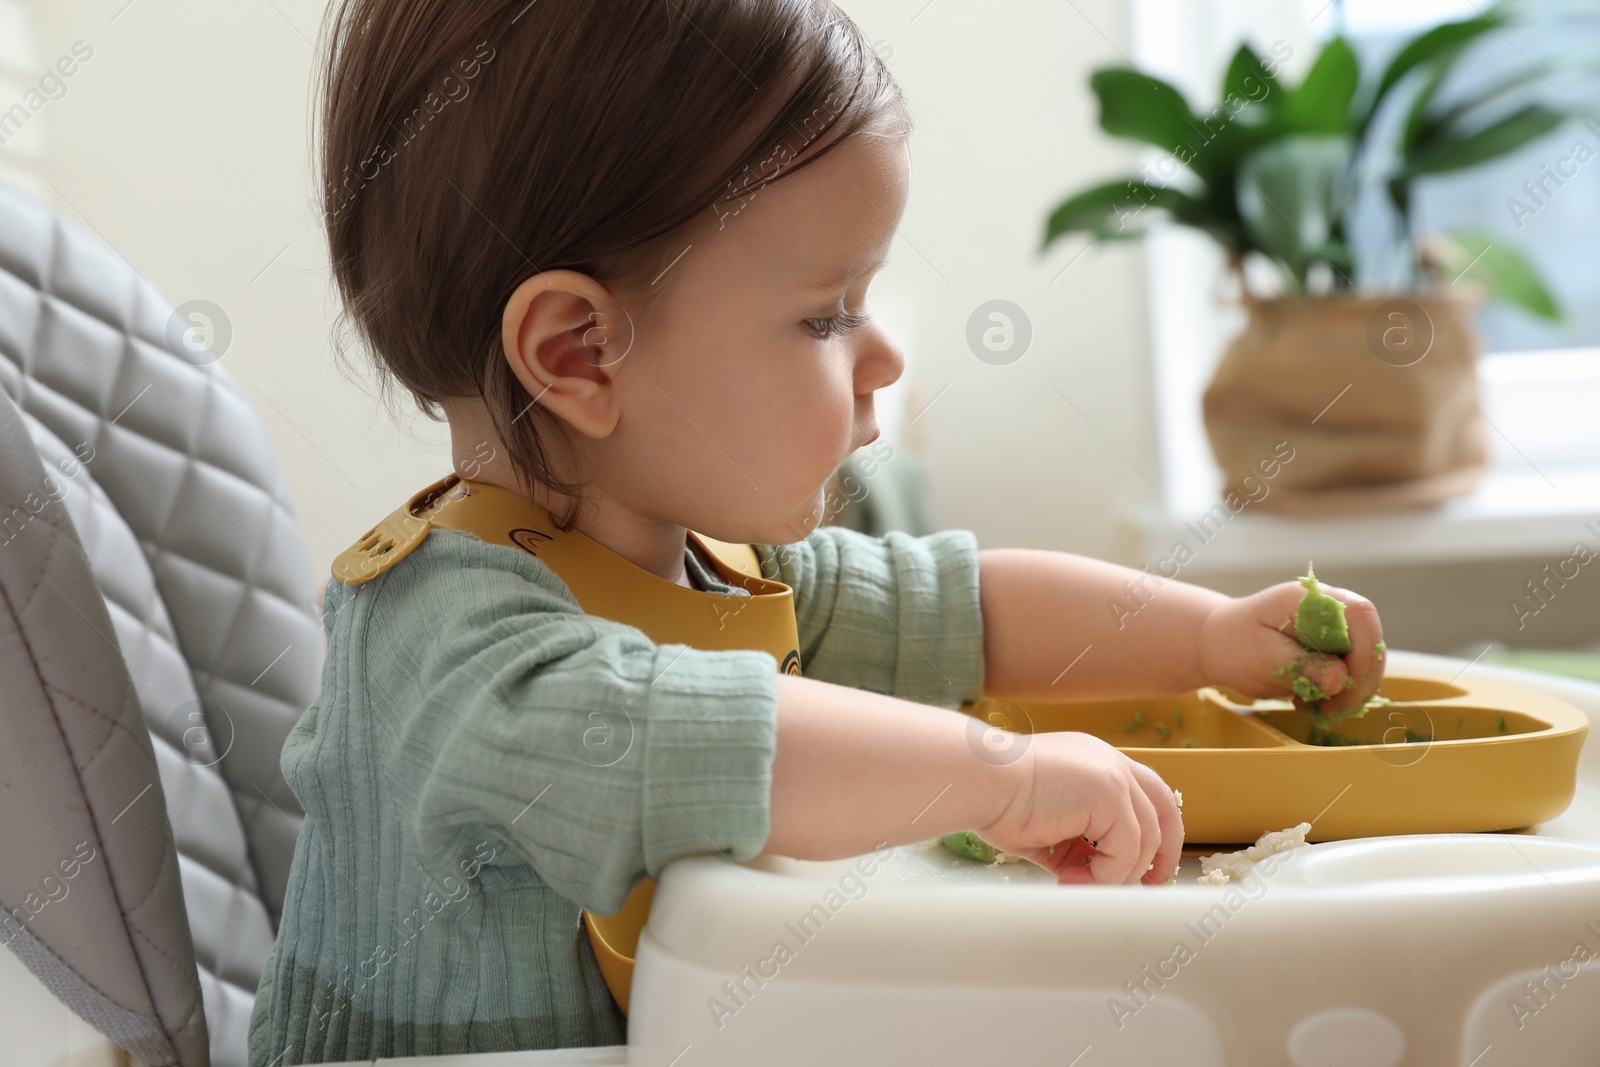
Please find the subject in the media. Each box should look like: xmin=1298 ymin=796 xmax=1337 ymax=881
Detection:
xmin=1277 ymin=563 xmax=1392 ymax=745
xmin=1292 ymin=673 xmax=1333 ymax=704
xmin=1293 ymin=562 xmax=1352 ymax=655
xmin=1273 ymin=657 xmax=1334 ymax=704
xmin=941 ymin=830 xmax=1000 ymax=863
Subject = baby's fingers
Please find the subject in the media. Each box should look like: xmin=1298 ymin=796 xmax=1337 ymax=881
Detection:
xmin=1045 ymin=837 xmax=1100 ymax=885
xmin=1314 ymin=588 xmax=1385 ymax=714
xmin=1293 ymin=649 xmax=1354 ymax=704
xmin=1133 ymin=763 xmax=1184 ymax=884
xmin=1087 ymin=792 xmax=1145 ymax=886
xmin=1125 ymin=782 xmax=1162 ymax=886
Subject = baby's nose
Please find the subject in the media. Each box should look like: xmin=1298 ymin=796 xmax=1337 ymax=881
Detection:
xmin=859 ymin=327 xmax=905 ymax=392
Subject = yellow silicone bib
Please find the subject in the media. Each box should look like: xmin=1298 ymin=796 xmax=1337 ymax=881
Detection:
xmin=331 ymin=473 xmax=801 ymax=1014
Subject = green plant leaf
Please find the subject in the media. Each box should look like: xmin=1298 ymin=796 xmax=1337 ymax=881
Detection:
xmin=1398 ymin=53 xmax=1460 ymax=154
xmin=1040 ymin=179 xmax=1219 ymax=249
xmin=1287 ymin=37 xmax=1360 ymax=133
xmin=1043 ymin=3 xmax=1569 ymax=295
xmin=1403 ymin=104 xmax=1569 ymax=177
xmin=1221 ymin=43 xmax=1283 ymax=119
xmin=1236 ymin=135 xmax=1354 ymax=289
xmin=1322 ymin=235 xmax=1355 ymax=278
xmin=1428 ymin=65 xmax=1550 ymax=135
xmin=1441 ymin=228 xmax=1563 ymax=321
xmin=1090 ymin=69 xmax=1198 ymax=157
xmin=1199 ymin=44 xmax=1293 ymax=196
xmin=1361 ymin=13 xmax=1498 ymax=131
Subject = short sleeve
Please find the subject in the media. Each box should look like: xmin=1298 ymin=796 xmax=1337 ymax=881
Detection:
xmin=357 ymin=530 xmax=779 ymax=916
xmin=751 ymin=526 xmax=986 ymax=708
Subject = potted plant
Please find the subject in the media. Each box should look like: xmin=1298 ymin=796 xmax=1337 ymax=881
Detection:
xmin=1041 ymin=9 xmax=1590 ymax=516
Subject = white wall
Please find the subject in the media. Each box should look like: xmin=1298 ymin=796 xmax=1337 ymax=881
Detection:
xmin=846 ymin=0 xmax=1156 ymax=563
xmin=18 ymin=0 xmax=1156 ymax=599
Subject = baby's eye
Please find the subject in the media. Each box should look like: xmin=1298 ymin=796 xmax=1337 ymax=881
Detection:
xmin=804 ymin=309 xmax=871 ymax=340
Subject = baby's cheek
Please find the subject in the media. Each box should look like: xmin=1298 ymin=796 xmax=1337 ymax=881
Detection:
xmin=790 ymin=409 xmax=851 ymax=479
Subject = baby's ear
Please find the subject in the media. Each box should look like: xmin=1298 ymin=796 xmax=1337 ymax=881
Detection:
xmin=500 ymin=270 xmax=630 ymax=439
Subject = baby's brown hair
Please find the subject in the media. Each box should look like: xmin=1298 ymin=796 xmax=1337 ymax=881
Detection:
xmin=314 ymin=0 xmax=910 ymax=527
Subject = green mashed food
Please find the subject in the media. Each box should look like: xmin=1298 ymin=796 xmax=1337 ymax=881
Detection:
xmin=1272 ymin=657 xmax=1343 ymax=705
xmin=1281 ymin=563 xmax=1397 ymax=745
xmin=1293 ymin=561 xmax=1352 ymax=656
xmin=940 ymin=830 xmax=1001 ymax=863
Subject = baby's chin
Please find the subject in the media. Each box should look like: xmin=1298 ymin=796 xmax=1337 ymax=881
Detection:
xmin=784 ymin=485 xmax=845 ymax=537
xmin=725 ymin=515 xmax=819 ymax=548
xmin=710 ymin=495 xmax=831 ymax=547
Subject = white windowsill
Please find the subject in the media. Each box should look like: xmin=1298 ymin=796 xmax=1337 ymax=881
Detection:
xmin=1118 ymin=462 xmax=1600 ymax=574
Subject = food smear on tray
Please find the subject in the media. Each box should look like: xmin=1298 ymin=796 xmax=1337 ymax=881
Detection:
xmin=1196 ymin=822 xmax=1311 ymax=884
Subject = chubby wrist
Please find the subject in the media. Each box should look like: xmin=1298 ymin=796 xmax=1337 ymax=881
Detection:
xmin=976 ymin=738 xmax=1036 ymax=835
xmin=1190 ymin=594 xmax=1235 ymax=690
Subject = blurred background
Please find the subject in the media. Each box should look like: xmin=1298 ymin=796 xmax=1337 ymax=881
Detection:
xmin=3 ymin=0 xmax=1597 ymax=668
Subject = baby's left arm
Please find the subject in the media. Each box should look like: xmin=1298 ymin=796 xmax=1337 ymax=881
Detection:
xmin=977 ymin=549 xmax=1386 ymax=716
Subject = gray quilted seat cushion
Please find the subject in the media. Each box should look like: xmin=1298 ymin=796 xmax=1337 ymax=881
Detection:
xmin=0 ymin=176 xmax=325 ymax=1066
xmin=0 ymin=388 xmax=209 ymax=1066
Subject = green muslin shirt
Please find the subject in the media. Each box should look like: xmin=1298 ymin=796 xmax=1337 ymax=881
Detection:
xmin=246 ymin=522 xmax=986 ymax=1065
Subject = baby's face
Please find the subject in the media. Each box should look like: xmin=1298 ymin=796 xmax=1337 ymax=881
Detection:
xmin=600 ymin=125 xmax=909 ymax=546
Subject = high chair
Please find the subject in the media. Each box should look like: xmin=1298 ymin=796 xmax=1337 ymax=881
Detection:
xmin=0 ymin=173 xmax=614 ymax=1067
xmin=0 ymin=173 xmax=322 ymax=1066
xmin=3 ymin=173 xmax=1599 ymax=1067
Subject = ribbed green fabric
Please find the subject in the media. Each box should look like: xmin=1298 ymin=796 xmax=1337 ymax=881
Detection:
xmin=247 ymin=523 xmax=986 ymax=1065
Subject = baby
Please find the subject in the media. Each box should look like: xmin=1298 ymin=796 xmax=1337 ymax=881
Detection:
xmin=248 ymin=0 xmax=1386 ymax=1063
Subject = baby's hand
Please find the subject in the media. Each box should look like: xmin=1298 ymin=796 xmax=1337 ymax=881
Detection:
xmin=974 ymin=732 xmax=1183 ymax=886
xmin=1198 ymin=580 xmax=1386 ymax=717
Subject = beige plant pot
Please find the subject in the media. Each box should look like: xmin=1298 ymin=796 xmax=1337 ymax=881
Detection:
xmin=1201 ymin=288 xmax=1491 ymax=517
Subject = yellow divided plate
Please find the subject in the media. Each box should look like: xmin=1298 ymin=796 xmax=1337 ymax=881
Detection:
xmin=583 ymin=878 xmax=655 ymax=1015
xmin=957 ymin=673 xmax=1589 ymax=844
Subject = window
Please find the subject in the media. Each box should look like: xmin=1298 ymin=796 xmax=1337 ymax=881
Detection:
xmin=0 ymin=0 xmax=50 ymax=199
xmin=1122 ymin=0 xmax=1600 ymax=569
xmin=1335 ymin=0 xmax=1600 ymax=352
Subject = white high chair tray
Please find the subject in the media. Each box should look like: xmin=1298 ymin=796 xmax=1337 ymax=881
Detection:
xmin=353 ymin=652 xmax=1600 ymax=1067
xmin=620 ymin=652 xmax=1600 ymax=1067
xmin=369 ymin=649 xmax=1600 ymax=1066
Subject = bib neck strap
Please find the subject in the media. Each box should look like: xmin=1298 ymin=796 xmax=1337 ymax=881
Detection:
xmin=416 ymin=475 xmax=803 ymax=673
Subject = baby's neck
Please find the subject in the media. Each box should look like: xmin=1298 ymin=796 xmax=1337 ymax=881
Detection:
xmin=443 ymin=400 xmax=693 ymax=586
xmin=553 ymin=491 xmax=695 ymax=588
xmin=485 ymin=472 xmax=695 ymax=587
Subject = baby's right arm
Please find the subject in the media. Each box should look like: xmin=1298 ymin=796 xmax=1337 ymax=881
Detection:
xmin=763 ymin=674 xmax=1184 ymax=886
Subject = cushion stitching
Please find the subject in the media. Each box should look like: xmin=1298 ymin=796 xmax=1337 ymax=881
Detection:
xmin=0 ymin=526 xmax=182 ymax=1049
